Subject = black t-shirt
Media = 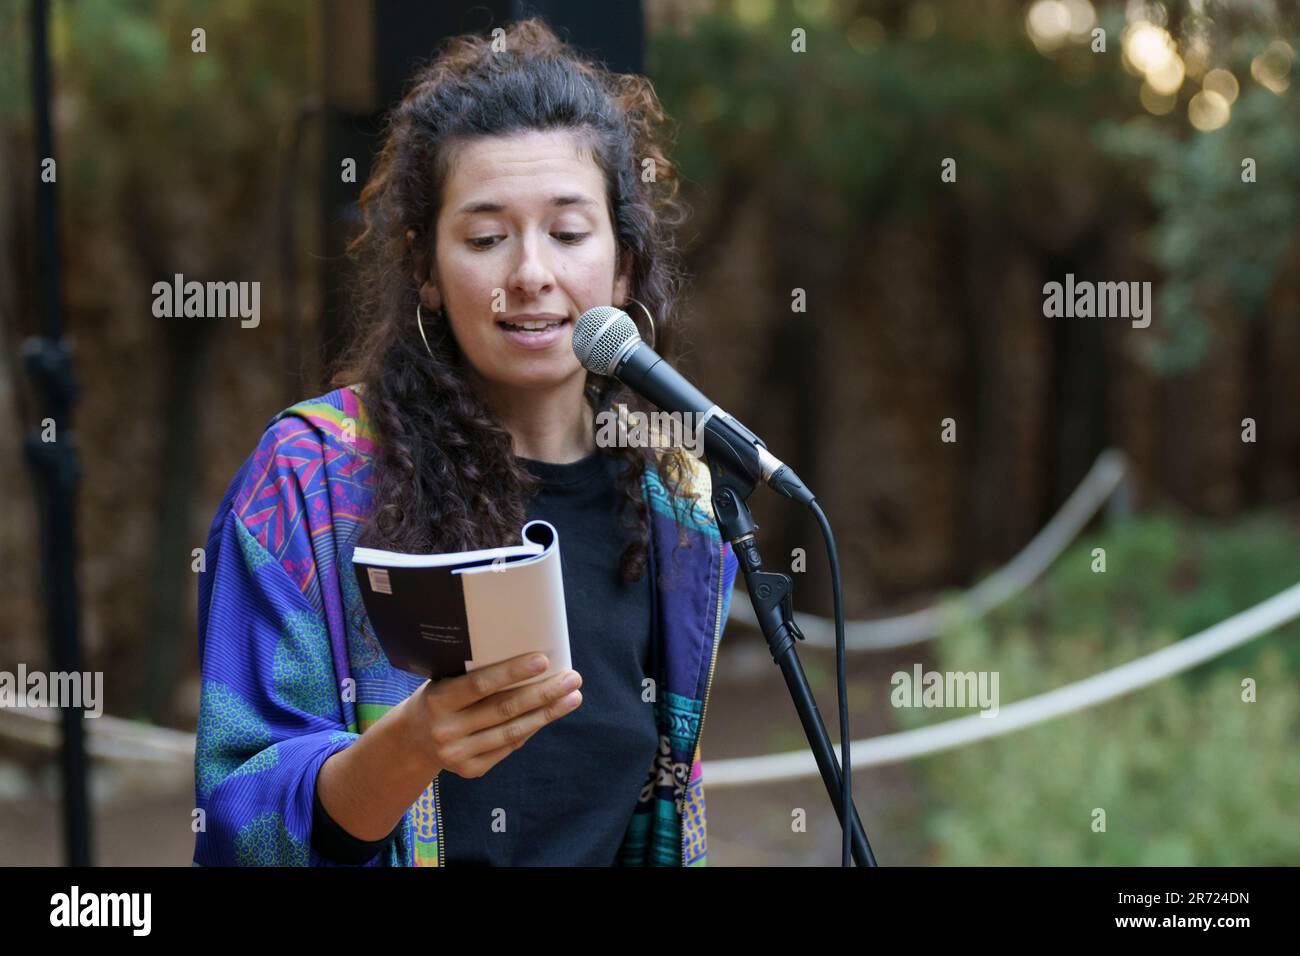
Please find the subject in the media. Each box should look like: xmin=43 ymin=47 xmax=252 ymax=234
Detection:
xmin=312 ymin=448 xmax=658 ymax=866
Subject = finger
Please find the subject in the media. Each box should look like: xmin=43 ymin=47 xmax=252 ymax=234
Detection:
xmin=455 ymin=668 xmax=582 ymax=738
xmin=458 ymin=724 xmax=546 ymax=778
xmin=433 ymin=651 xmax=550 ymax=711
xmin=452 ymin=687 xmax=582 ymax=762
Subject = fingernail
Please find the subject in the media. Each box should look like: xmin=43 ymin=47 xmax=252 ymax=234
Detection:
xmin=563 ymin=690 xmax=581 ymax=707
xmin=529 ymin=655 xmax=547 ymax=672
xmin=562 ymin=672 xmax=580 ymax=690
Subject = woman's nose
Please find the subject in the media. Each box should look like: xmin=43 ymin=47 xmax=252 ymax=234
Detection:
xmin=508 ymin=231 xmax=555 ymax=297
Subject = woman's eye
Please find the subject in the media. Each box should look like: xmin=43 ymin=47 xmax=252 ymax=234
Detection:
xmin=467 ymin=232 xmax=587 ymax=249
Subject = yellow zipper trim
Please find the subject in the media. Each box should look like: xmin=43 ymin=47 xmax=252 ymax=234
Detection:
xmin=434 ymin=772 xmax=445 ymax=866
xmin=683 ymin=534 xmax=726 ymax=866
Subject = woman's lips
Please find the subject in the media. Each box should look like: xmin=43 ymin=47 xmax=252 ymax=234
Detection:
xmin=496 ymin=317 xmax=571 ymax=350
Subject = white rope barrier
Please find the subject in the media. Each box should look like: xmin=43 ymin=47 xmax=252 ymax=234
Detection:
xmin=2 ymin=576 xmax=1295 ymax=779
xmin=4 ymin=458 xmax=1292 ymax=792
xmin=703 ymin=579 xmax=1300 ymax=787
xmin=0 ymin=453 xmax=1127 ymax=759
xmin=0 ymin=703 xmax=195 ymax=765
xmin=727 ymin=449 xmax=1130 ymax=650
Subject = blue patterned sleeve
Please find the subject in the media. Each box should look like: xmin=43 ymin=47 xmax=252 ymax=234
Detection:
xmin=193 ymin=431 xmax=362 ymax=866
xmin=720 ymin=540 xmax=740 ymax=632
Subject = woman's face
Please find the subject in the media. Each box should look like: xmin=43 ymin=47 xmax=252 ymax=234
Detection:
xmin=420 ymin=129 xmax=630 ymax=392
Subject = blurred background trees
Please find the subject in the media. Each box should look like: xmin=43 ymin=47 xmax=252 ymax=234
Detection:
xmin=1 ymin=0 xmax=1296 ymax=864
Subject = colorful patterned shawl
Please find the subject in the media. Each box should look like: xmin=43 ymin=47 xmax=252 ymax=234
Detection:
xmin=194 ymin=385 xmax=738 ymax=866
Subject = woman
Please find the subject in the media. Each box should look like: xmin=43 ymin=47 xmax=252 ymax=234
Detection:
xmin=194 ymin=18 xmax=738 ymax=867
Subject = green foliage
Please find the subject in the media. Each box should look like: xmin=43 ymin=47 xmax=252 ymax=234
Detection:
xmin=1 ymin=0 xmax=315 ymax=272
xmin=0 ymin=1 xmax=30 ymax=120
xmin=1095 ymin=33 xmax=1300 ymax=373
xmin=1000 ymin=511 xmax=1300 ymax=673
xmin=648 ymin=9 xmax=1300 ymax=375
xmin=902 ymin=512 xmax=1300 ymax=865
xmin=647 ymin=4 xmax=1128 ymax=231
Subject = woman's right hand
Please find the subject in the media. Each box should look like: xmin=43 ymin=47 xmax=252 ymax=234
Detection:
xmin=410 ymin=652 xmax=583 ymax=779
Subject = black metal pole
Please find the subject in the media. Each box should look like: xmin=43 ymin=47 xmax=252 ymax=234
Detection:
xmin=709 ymin=460 xmax=876 ymax=866
xmin=22 ymin=0 xmax=91 ymax=867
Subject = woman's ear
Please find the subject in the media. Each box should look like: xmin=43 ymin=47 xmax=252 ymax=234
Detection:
xmin=406 ymin=229 xmax=442 ymax=312
xmin=418 ymin=280 xmax=442 ymax=313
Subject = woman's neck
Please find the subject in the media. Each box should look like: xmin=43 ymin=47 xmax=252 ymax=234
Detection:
xmin=474 ymin=374 xmax=595 ymax=464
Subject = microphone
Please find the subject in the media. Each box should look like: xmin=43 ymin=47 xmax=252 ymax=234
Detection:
xmin=572 ymin=306 xmax=814 ymax=506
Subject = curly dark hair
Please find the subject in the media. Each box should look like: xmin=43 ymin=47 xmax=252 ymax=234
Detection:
xmin=328 ymin=17 xmax=699 ymax=583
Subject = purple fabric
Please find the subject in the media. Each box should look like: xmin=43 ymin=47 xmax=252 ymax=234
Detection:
xmin=194 ymin=385 xmax=738 ymax=866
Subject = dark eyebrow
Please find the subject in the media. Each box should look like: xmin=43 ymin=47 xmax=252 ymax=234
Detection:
xmin=455 ymin=195 xmax=597 ymax=215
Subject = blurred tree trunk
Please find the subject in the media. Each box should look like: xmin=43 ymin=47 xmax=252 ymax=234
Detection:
xmin=120 ymin=170 xmax=219 ymax=724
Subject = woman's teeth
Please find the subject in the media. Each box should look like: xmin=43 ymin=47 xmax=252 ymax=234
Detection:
xmin=501 ymin=319 xmax=566 ymax=332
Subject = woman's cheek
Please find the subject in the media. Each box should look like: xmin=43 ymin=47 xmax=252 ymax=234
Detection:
xmin=461 ymin=267 xmax=504 ymax=315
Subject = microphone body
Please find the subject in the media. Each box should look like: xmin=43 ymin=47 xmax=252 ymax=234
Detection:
xmin=573 ymin=307 xmax=814 ymax=505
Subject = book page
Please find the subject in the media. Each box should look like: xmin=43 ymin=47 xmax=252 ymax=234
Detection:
xmin=352 ymin=538 xmax=542 ymax=569
xmin=455 ymin=521 xmax=571 ymax=691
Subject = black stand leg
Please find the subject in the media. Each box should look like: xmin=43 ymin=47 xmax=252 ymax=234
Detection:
xmin=709 ymin=458 xmax=876 ymax=866
xmin=24 ymin=0 xmax=91 ymax=867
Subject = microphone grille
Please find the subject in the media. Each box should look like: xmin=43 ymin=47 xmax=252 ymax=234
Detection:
xmin=572 ymin=306 xmax=640 ymax=375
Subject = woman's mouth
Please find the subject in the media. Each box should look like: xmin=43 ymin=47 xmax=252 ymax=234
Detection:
xmin=496 ymin=316 xmax=571 ymax=349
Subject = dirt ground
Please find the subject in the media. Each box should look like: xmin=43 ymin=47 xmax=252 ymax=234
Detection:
xmin=0 ymin=630 xmax=935 ymax=866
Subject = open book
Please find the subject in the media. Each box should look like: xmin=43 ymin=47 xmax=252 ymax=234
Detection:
xmin=351 ymin=520 xmax=571 ymax=690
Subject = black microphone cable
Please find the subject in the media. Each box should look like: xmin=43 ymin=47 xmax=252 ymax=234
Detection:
xmin=572 ymin=305 xmax=874 ymax=864
xmin=809 ymin=499 xmax=855 ymax=866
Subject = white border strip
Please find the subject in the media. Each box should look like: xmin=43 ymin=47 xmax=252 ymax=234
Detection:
xmin=704 ymin=579 xmax=1300 ymax=787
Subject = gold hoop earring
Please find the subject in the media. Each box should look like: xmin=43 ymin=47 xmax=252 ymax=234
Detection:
xmin=624 ymin=297 xmax=656 ymax=351
xmin=416 ymin=302 xmax=438 ymax=359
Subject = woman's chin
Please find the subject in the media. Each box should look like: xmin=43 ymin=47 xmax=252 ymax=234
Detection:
xmin=483 ymin=360 xmax=585 ymax=393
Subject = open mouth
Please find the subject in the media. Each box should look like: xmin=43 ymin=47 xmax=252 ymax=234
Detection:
xmin=496 ymin=317 xmax=570 ymax=335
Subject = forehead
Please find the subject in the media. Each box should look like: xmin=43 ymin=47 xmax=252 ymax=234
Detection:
xmin=443 ymin=130 xmax=605 ymax=212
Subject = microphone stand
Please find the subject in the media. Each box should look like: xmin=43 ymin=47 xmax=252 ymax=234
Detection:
xmin=707 ymin=456 xmax=876 ymax=866
xmin=24 ymin=0 xmax=92 ymax=867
